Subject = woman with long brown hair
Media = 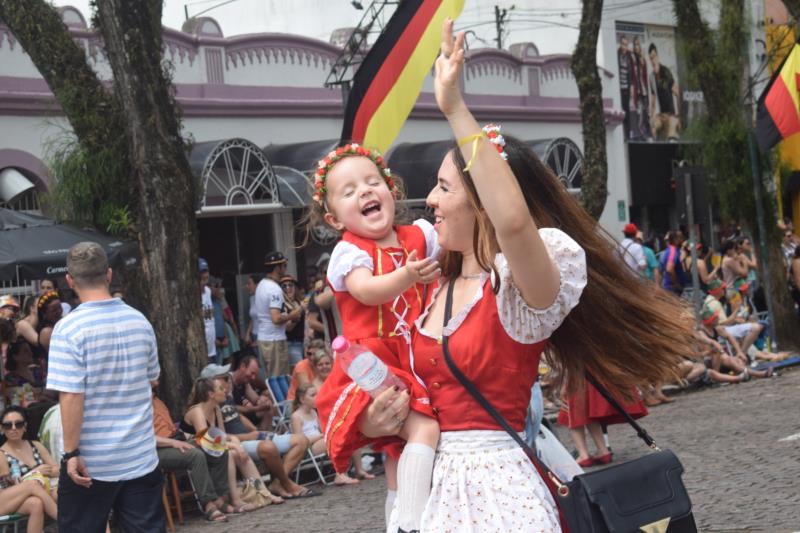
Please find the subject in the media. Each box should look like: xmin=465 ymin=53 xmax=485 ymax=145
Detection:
xmin=359 ymin=20 xmax=692 ymax=532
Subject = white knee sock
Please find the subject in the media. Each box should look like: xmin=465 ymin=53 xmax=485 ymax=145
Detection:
xmin=396 ymin=443 xmax=436 ymax=531
xmin=385 ymin=489 xmax=397 ymax=528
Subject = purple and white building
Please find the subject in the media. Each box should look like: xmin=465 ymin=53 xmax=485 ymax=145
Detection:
xmin=1 ymin=6 xmax=630 ymax=311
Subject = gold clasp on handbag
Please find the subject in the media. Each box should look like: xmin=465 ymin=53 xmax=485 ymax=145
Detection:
xmin=649 ymin=442 xmax=662 ymax=452
xmin=548 ymin=471 xmax=570 ymax=497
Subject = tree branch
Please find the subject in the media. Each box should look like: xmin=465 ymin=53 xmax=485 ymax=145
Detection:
xmin=0 ymin=1 xmax=121 ymax=147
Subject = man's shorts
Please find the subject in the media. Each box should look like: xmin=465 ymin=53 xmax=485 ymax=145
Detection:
xmin=241 ymin=433 xmax=293 ymax=460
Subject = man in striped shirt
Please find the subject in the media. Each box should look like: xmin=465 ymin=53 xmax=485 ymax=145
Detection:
xmin=47 ymin=242 xmax=164 ymax=533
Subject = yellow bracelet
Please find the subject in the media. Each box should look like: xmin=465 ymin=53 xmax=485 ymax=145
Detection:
xmin=457 ymin=131 xmax=486 ymax=172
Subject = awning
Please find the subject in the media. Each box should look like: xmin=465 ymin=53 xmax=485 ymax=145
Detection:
xmin=0 ymin=168 xmax=35 ymax=204
xmin=262 ymin=140 xmax=339 ymax=174
xmin=388 ymin=137 xmax=583 ymax=201
xmin=0 ymin=208 xmax=138 ymax=282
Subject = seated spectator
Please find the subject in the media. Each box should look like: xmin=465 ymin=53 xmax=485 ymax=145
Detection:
xmin=703 ymin=280 xmax=763 ymax=355
xmin=0 ymin=407 xmax=59 ymax=526
xmin=229 ymin=354 xmax=274 ymax=430
xmin=151 ymin=381 xmax=228 ymax=522
xmin=0 ymin=476 xmax=57 ymax=533
xmin=211 ymin=372 xmax=315 ymax=500
xmin=697 ymin=307 xmax=774 ymax=380
xmin=290 ymin=383 xmax=372 ymax=485
xmin=181 ymin=377 xmax=260 ymax=513
xmin=15 ymin=296 xmax=40 ymax=348
xmin=3 ymin=341 xmax=45 ymax=407
xmin=287 ymin=339 xmax=325 ymax=402
xmin=310 ymin=349 xmax=333 ymax=391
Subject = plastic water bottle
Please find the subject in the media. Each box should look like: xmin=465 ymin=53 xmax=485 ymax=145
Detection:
xmin=332 ymin=336 xmax=407 ymax=397
xmin=10 ymin=461 xmax=21 ymax=483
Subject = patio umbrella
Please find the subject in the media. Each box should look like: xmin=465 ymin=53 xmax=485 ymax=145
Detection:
xmin=0 ymin=208 xmax=138 ymax=282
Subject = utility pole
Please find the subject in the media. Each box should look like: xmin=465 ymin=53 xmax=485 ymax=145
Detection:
xmin=494 ymin=5 xmax=513 ymax=49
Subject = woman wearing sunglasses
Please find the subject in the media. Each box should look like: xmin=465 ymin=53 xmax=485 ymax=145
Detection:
xmin=0 ymin=406 xmax=58 ymax=532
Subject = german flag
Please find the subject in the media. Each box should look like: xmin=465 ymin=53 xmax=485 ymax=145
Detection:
xmin=340 ymin=0 xmax=464 ymax=153
xmin=756 ymin=41 xmax=800 ymax=152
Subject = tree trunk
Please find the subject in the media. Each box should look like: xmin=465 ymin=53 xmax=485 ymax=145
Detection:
xmin=0 ymin=0 xmax=206 ymax=414
xmin=94 ymin=0 xmax=207 ymax=412
xmin=571 ymin=0 xmax=608 ymax=221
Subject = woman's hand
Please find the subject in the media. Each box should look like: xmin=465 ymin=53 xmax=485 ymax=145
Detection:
xmin=358 ymin=386 xmax=410 ymax=439
xmin=434 ymin=18 xmax=466 ymax=118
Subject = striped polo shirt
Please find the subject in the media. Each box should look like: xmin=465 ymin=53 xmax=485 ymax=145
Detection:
xmin=47 ymin=298 xmax=160 ymax=481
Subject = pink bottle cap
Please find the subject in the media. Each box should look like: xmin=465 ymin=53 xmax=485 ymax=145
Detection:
xmin=331 ymin=336 xmax=350 ymax=353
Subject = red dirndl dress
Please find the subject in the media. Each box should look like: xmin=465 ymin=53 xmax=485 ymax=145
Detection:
xmin=315 ymin=225 xmax=436 ymax=473
xmin=557 ymin=379 xmax=648 ymax=429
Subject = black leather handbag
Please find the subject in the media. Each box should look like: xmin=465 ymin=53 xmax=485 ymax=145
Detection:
xmin=440 ymin=280 xmax=697 ymax=533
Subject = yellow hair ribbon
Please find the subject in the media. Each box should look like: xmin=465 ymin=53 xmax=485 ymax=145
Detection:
xmin=457 ymin=131 xmax=486 ymax=172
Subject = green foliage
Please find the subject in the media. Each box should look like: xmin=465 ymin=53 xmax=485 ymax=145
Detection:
xmin=42 ymin=131 xmax=133 ymax=237
xmin=676 ymin=0 xmax=761 ymax=225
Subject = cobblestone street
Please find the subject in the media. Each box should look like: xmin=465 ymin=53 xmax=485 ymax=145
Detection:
xmin=184 ymin=368 xmax=800 ymax=532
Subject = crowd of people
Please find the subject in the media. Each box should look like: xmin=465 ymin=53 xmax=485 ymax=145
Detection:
xmin=0 ymin=20 xmax=797 ymax=533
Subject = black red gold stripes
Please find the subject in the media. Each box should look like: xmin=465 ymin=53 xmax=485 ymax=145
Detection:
xmin=340 ymin=0 xmax=464 ymax=152
xmin=757 ymin=42 xmax=800 ymax=151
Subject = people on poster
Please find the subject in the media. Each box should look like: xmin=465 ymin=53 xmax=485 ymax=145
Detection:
xmin=630 ymin=36 xmax=652 ymax=141
xmin=617 ymin=34 xmax=633 ymax=139
xmin=648 ymin=43 xmax=681 ymax=141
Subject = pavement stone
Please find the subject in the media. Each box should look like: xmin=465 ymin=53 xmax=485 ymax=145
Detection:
xmin=181 ymin=368 xmax=800 ymax=532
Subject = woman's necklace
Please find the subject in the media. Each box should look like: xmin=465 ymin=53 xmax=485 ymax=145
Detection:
xmin=460 ymin=272 xmax=484 ymax=280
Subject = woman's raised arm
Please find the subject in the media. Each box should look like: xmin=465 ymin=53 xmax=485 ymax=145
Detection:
xmin=435 ymin=19 xmax=560 ymax=308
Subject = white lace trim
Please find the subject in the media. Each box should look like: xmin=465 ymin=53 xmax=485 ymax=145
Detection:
xmin=416 ymin=228 xmax=586 ymax=345
xmin=326 ymin=241 xmax=373 ymax=292
xmin=323 ymin=381 xmax=357 ymax=445
xmin=496 ymin=228 xmax=587 ymax=344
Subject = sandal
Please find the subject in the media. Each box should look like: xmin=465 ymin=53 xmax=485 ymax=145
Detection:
xmin=356 ymin=472 xmax=376 ymax=480
xmin=204 ymin=506 xmax=228 ymax=522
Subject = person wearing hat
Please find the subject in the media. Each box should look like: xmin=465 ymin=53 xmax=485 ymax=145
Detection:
xmin=199 ymin=258 xmax=218 ymax=364
xmin=255 ymin=252 xmax=301 ymax=376
xmin=615 ymin=223 xmax=646 ymax=276
xmin=0 ymin=295 xmax=20 ymax=321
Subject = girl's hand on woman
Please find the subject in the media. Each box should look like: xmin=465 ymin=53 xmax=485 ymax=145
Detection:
xmin=358 ymin=386 xmax=410 ymax=438
xmin=434 ymin=18 xmax=466 ymax=118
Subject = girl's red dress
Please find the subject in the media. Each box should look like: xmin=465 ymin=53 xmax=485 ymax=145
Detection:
xmin=557 ymin=380 xmax=648 ymax=428
xmin=315 ymin=225 xmax=436 ymax=473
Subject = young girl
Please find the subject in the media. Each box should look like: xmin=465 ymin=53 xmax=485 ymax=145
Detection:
xmin=309 ymin=145 xmax=441 ymax=532
xmin=291 ymin=383 xmax=374 ymax=485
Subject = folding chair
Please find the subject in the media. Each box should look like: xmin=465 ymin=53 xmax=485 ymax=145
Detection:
xmin=0 ymin=514 xmax=28 ymax=533
xmin=292 ymin=447 xmax=335 ymax=486
xmin=267 ymin=376 xmax=292 ymax=433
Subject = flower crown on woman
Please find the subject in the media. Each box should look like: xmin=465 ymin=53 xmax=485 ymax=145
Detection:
xmin=37 ymin=291 xmax=59 ymax=310
xmin=312 ymin=143 xmax=397 ymax=205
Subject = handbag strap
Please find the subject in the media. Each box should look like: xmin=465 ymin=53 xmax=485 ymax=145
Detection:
xmin=439 ymin=280 xmax=659 ymax=483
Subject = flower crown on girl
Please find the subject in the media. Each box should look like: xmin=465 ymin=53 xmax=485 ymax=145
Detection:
xmin=312 ymin=143 xmax=396 ymax=205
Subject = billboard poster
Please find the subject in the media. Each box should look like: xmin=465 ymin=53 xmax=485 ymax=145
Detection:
xmin=615 ymin=22 xmax=685 ymax=142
